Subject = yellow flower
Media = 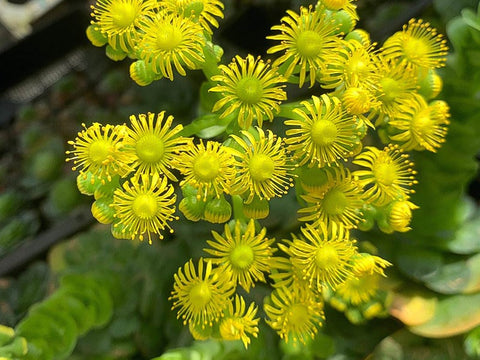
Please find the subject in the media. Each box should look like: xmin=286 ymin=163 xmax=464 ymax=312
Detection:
xmin=170 ymin=258 xmax=235 ymax=327
xmin=382 ymin=18 xmax=448 ymax=69
xmin=270 ymin=241 xmax=311 ymax=292
xmin=123 ymin=112 xmax=191 ymax=181
xmin=350 ymin=252 xmax=391 ymax=277
xmin=204 ymin=219 xmax=276 ymax=292
xmin=210 ymin=54 xmax=287 ymax=129
xmin=289 ymin=222 xmax=357 ymax=290
xmin=285 ymin=94 xmax=361 ymax=167
xmin=334 ymin=253 xmax=391 ymax=305
xmin=66 ymin=123 xmax=132 ymax=183
xmin=229 ymin=128 xmax=294 ymax=204
xmin=90 ymin=0 xmax=157 ymax=52
xmin=372 ymin=55 xmax=418 ymax=123
xmin=353 ymin=144 xmax=417 ymax=205
xmin=264 ymin=286 xmax=324 ymax=344
xmin=136 ymin=11 xmax=205 ymax=80
xmin=389 ymin=94 xmax=450 ymax=152
xmin=219 ymin=295 xmax=259 ymax=349
xmin=341 ymin=86 xmax=380 ymax=126
xmin=267 ymin=6 xmax=341 ymax=87
xmin=386 ymin=199 xmax=419 ymax=233
xmin=112 ymin=173 xmax=177 ymax=243
xmin=299 ymin=164 xmax=364 ymax=229
xmin=321 ymin=39 xmax=379 ymax=90
xmin=334 ymin=273 xmax=380 ymax=306
xmin=161 ymin=0 xmax=224 ymax=34
xmin=175 ymin=140 xmax=236 ymax=200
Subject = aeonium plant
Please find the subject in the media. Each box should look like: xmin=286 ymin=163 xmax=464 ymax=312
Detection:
xmin=67 ymin=0 xmax=450 ymax=349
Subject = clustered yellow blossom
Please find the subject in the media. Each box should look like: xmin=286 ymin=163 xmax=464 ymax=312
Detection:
xmin=73 ymin=0 xmax=452 ymax=348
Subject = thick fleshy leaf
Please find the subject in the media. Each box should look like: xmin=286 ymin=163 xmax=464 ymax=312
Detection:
xmin=395 ymin=246 xmax=443 ymax=282
xmin=424 ymin=253 xmax=480 ymax=294
xmin=371 ymin=328 xmax=468 ymax=360
xmin=445 ymin=215 xmax=480 ymax=254
xmin=409 ymin=292 xmax=480 ymax=337
xmin=389 ymin=288 xmax=437 ymax=326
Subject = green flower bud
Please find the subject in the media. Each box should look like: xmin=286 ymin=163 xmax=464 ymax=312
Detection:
xmin=179 ymin=196 xmax=206 ymax=222
xmin=105 ymin=44 xmax=127 ymax=61
xmin=204 ymin=196 xmax=232 ymax=223
xmin=243 ymin=197 xmax=269 ymax=219
xmin=298 ymin=166 xmax=331 ymax=194
xmin=111 ymin=220 xmax=135 ymax=240
xmin=417 ymin=69 xmax=443 ymax=99
xmin=86 ymin=24 xmax=108 ymax=47
xmin=94 ymin=175 xmax=120 ymax=200
xmin=91 ymin=197 xmax=115 ymax=224
xmin=345 ymin=29 xmax=371 ymax=47
xmin=130 ymin=60 xmax=162 ymax=86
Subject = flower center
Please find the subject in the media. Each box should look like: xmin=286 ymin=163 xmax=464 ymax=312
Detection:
xmin=189 ymin=281 xmax=211 ymax=308
xmin=402 ymin=37 xmax=429 ymax=64
xmin=311 ymin=120 xmax=338 ymax=146
xmin=373 ymin=162 xmax=397 ymax=186
xmin=156 ymin=25 xmax=183 ymax=51
xmin=89 ymin=140 xmax=111 ymax=165
xmin=347 ymin=57 xmax=369 ymax=78
xmin=236 ymin=77 xmax=264 ymax=104
xmin=110 ymin=2 xmax=137 ymax=29
xmin=249 ymin=154 xmax=275 ymax=182
xmin=135 ymin=134 xmax=165 ymax=164
xmin=230 ymin=244 xmax=254 ymax=270
xmin=412 ymin=111 xmax=434 ymax=136
xmin=193 ymin=153 xmax=220 ymax=181
xmin=343 ymin=87 xmax=371 ymax=115
xmin=380 ymin=77 xmax=401 ymax=102
xmin=132 ymin=193 xmax=158 ymax=219
xmin=297 ymin=30 xmax=323 ymax=58
xmin=315 ymin=243 xmax=340 ymax=269
xmin=323 ymin=188 xmax=347 ymax=215
xmin=287 ymin=303 xmax=309 ymax=326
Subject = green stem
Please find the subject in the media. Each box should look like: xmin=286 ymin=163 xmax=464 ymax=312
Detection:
xmin=201 ymin=42 xmax=222 ymax=81
xmin=232 ymin=195 xmax=247 ymax=222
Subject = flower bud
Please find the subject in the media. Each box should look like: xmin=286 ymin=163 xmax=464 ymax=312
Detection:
xmin=111 ymin=220 xmax=135 ymax=240
xmin=179 ymin=196 xmax=206 ymax=222
xmin=91 ymin=197 xmax=115 ymax=224
xmin=243 ymin=197 xmax=269 ymax=219
xmin=345 ymin=29 xmax=371 ymax=47
xmin=86 ymin=24 xmax=107 ymax=47
xmin=298 ymin=166 xmax=330 ymax=194
xmin=105 ymin=44 xmax=127 ymax=61
xmin=386 ymin=200 xmax=418 ymax=233
xmin=130 ymin=60 xmax=161 ymax=86
xmin=417 ymin=69 xmax=443 ymax=99
xmin=204 ymin=196 xmax=232 ymax=223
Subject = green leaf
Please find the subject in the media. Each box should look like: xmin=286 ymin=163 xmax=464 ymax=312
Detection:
xmin=462 ymin=8 xmax=480 ymax=31
xmin=409 ymin=292 xmax=480 ymax=337
xmin=443 ymin=214 xmax=480 ymax=254
xmin=423 ymin=253 xmax=480 ymax=294
xmin=395 ymin=246 xmax=443 ymax=282
xmin=179 ymin=113 xmax=233 ymax=138
xmin=371 ymin=328 xmax=469 ymax=360
xmin=389 ymin=288 xmax=438 ymax=327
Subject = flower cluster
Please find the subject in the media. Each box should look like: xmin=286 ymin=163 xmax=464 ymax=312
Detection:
xmin=72 ymin=0 xmax=451 ymax=349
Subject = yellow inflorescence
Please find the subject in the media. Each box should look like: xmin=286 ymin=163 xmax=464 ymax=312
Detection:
xmin=74 ymin=0 xmax=453 ymax=348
